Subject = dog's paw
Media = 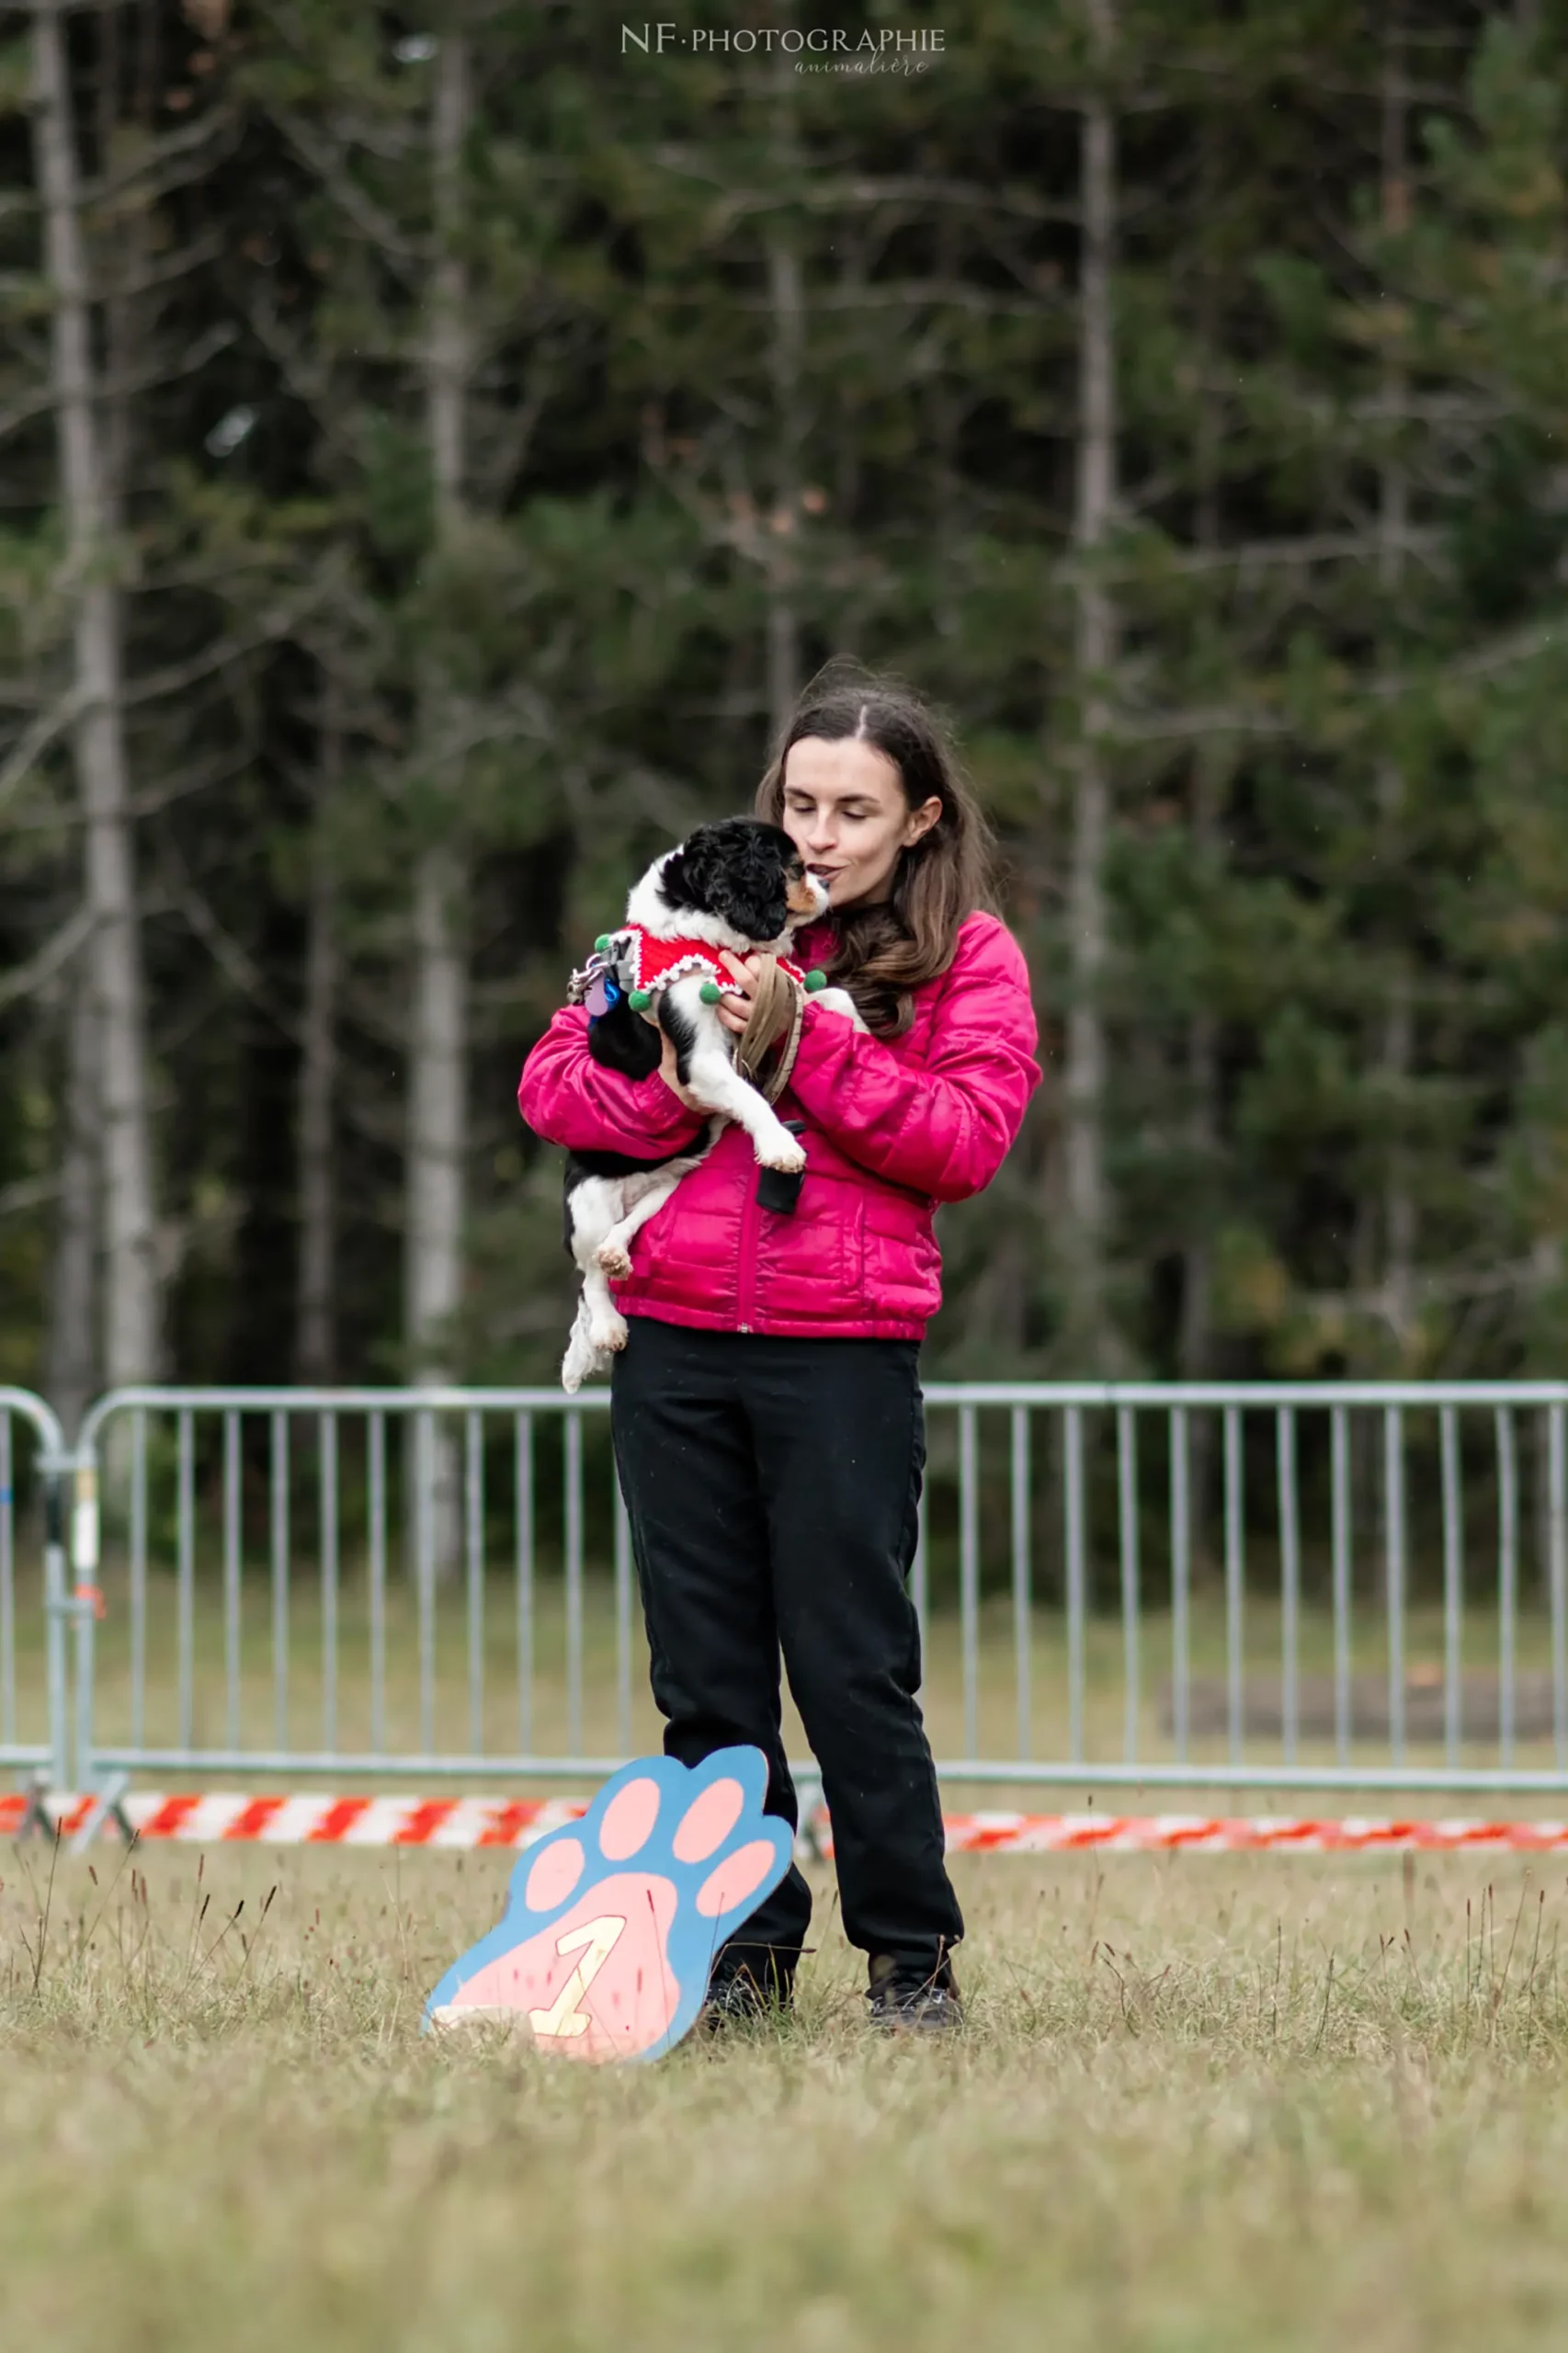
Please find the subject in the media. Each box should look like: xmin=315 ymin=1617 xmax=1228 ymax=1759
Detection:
xmin=424 ymin=1748 xmax=791 ymax=2062
xmin=595 ymin=1241 xmax=632 ymax=1280
xmin=756 ymin=1133 xmax=806 ymax=1174
xmin=811 ymin=985 xmax=868 ymax=1033
xmin=586 ymin=1309 xmax=629 ymax=1353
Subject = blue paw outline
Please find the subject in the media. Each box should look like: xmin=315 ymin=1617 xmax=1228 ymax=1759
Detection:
xmin=424 ymin=1746 xmax=793 ymax=2063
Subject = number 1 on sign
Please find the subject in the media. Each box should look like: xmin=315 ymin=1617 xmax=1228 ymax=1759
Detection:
xmin=527 ymin=1915 xmax=627 ymax=2039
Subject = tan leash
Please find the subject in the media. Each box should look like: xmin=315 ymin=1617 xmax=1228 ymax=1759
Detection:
xmin=733 ymin=954 xmax=806 ymax=1104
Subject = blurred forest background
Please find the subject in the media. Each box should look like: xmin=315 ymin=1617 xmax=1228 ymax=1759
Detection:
xmin=2 ymin=0 xmax=1566 ymax=1430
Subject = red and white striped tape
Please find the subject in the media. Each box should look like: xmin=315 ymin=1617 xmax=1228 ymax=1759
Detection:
xmin=939 ymin=1813 xmax=1568 ymax=1856
xmin=0 ymin=1790 xmax=592 ymax=1848
xmin=6 ymin=1790 xmax=1568 ymax=1856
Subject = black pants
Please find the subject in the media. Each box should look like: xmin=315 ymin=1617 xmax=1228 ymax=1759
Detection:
xmin=609 ymin=1316 xmax=962 ymax=1984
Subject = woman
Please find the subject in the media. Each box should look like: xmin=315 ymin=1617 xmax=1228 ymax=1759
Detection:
xmin=517 ymin=668 xmax=1040 ymax=2032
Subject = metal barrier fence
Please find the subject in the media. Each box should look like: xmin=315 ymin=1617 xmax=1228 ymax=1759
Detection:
xmin=51 ymin=1381 xmax=1568 ymax=1803
xmin=0 ymin=1388 xmax=72 ymax=1790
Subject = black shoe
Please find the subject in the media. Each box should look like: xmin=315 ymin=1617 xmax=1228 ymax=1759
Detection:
xmin=696 ymin=1964 xmax=795 ymax=2037
xmin=867 ymin=1953 xmax=964 ymax=2036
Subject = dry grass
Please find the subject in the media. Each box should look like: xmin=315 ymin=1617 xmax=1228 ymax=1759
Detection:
xmin=4 ymin=1839 xmax=1568 ymax=2349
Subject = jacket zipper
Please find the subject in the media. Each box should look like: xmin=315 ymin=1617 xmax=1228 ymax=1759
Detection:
xmin=734 ymin=1142 xmax=760 ymax=1332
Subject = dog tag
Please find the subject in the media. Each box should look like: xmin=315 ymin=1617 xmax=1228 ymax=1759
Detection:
xmin=584 ymin=972 xmax=615 ymax=1017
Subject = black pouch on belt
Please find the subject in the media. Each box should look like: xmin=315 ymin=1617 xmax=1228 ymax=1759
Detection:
xmin=756 ymin=1122 xmax=805 ymax=1214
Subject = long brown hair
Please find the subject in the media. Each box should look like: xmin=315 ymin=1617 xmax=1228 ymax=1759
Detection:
xmin=755 ymin=661 xmax=998 ymax=1036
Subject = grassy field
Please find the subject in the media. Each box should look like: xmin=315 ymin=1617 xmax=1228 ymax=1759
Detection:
xmin=6 ymin=1838 xmax=1568 ymax=2349
xmin=7 ymin=1483 xmax=1568 ymax=2347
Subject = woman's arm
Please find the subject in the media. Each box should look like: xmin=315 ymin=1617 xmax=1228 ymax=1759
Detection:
xmin=518 ymin=1007 xmax=708 ymax=1157
xmin=783 ymin=917 xmax=1041 ymax=1201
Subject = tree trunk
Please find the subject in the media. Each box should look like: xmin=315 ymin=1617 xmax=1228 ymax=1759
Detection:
xmin=405 ymin=23 xmax=472 ymax=1392
xmin=765 ymin=228 xmax=802 ymax=742
xmin=295 ymin=710 xmax=339 ymax=1384
xmin=1181 ymin=131 xmax=1223 ymax=1404
xmin=763 ymin=43 xmax=804 ymax=744
xmin=31 ymin=0 xmax=161 ymax=1391
xmin=406 ymin=842 xmax=467 ymax=1386
xmin=1062 ymin=0 xmax=1117 ymax=1367
xmin=1379 ymin=14 xmax=1415 ymax=1359
xmin=404 ymin=28 xmax=473 ymax=1569
xmin=1181 ymin=750 xmax=1223 ymax=1550
xmin=45 ymin=959 xmax=98 ymax=1436
xmin=930 ymin=206 xmax=962 ymax=645
xmin=1181 ymin=188 xmax=1224 ymax=1534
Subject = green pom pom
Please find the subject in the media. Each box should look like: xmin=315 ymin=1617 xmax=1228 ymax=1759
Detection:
xmin=802 ymin=969 xmax=827 ymax=993
xmin=628 ymin=988 xmax=652 ymax=1012
xmin=699 ymin=980 xmax=722 ymax=1005
xmin=594 ymin=933 xmax=612 ymax=956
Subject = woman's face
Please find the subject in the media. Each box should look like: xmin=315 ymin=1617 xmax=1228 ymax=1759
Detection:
xmin=778 ymin=735 xmax=941 ymax=910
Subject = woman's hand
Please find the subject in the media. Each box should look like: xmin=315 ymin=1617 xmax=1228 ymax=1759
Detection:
xmin=714 ymin=950 xmax=763 ymax=1036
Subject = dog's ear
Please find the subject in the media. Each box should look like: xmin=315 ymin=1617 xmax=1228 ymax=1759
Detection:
xmin=586 ymin=995 xmax=662 ymax=1081
xmin=654 ymin=827 xmax=719 ymax=918
xmin=719 ymin=825 xmax=790 ymax=943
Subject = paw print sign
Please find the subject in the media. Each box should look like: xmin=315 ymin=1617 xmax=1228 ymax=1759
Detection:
xmin=425 ymin=1748 xmax=792 ymax=2062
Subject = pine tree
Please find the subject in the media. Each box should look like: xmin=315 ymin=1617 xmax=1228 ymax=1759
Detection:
xmin=30 ymin=0 xmax=160 ymax=1395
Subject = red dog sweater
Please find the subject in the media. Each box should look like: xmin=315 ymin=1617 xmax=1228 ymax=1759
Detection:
xmin=619 ymin=926 xmax=809 ymax=1002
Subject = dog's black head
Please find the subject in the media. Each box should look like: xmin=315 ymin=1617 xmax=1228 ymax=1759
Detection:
xmin=655 ymin=817 xmax=820 ymax=946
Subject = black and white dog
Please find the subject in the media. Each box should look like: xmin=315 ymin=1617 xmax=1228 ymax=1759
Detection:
xmin=561 ymin=817 xmax=863 ymax=1392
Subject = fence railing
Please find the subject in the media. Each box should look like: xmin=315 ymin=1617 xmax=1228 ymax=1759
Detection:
xmin=6 ymin=1380 xmax=1568 ymax=1807
xmin=33 ymin=1380 xmax=1568 ymax=1807
xmin=0 ymin=1387 xmax=73 ymax=1789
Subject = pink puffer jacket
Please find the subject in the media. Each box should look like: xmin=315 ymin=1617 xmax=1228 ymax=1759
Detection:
xmin=517 ymin=911 xmax=1041 ymax=1341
